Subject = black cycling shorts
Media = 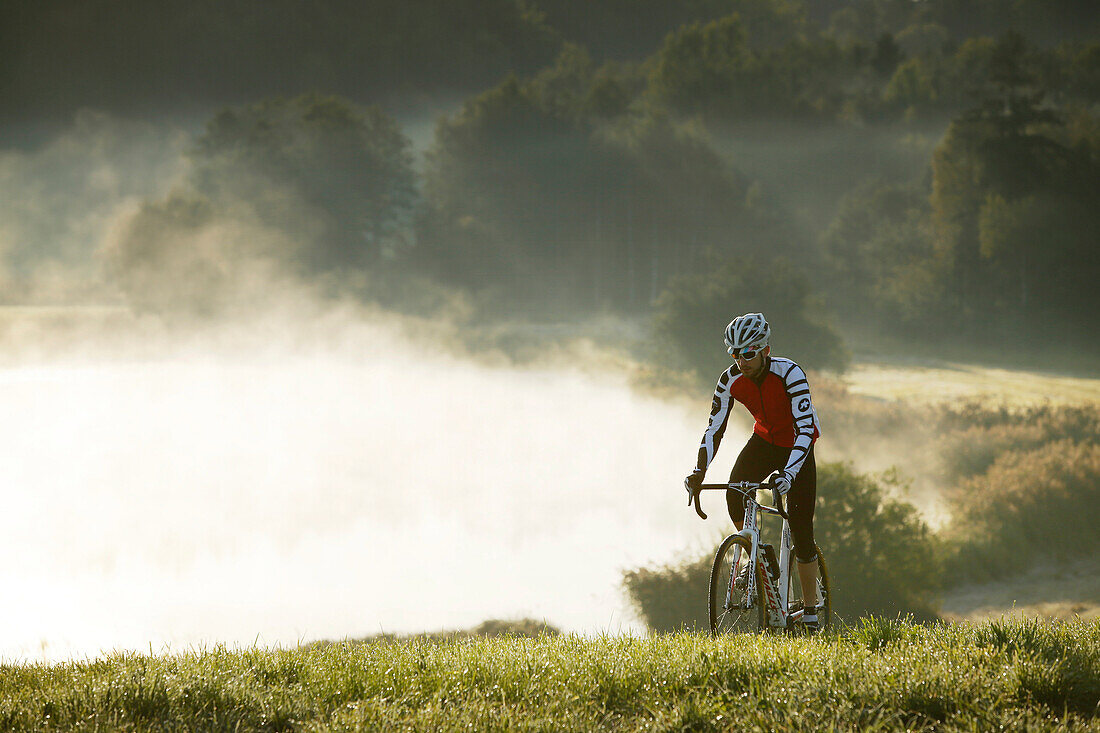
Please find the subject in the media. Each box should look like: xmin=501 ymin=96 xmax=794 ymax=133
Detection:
xmin=725 ymin=433 xmax=817 ymax=562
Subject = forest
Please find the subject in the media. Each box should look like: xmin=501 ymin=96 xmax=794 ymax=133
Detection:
xmin=4 ymin=0 xmax=1099 ymax=375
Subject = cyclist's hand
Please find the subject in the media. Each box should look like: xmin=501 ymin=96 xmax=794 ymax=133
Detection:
xmin=684 ymin=470 xmax=704 ymax=505
xmin=768 ymin=470 xmax=792 ymax=497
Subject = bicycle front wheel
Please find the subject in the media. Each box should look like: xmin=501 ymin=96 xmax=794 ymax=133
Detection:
xmin=709 ymin=534 xmax=764 ymax=635
xmin=787 ymin=542 xmax=832 ymax=632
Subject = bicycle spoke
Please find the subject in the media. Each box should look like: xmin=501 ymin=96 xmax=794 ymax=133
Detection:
xmin=709 ymin=534 xmax=764 ymax=635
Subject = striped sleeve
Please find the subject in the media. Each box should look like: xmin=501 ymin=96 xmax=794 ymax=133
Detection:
xmin=695 ymin=368 xmax=736 ymax=473
xmin=780 ymin=362 xmax=819 ymax=481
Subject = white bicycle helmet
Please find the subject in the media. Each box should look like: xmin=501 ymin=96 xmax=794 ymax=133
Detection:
xmin=724 ymin=312 xmax=770 ymax=355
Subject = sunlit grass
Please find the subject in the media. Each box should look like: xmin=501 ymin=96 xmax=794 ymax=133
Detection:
xmin=844 ymin=363 xmax=1100 ymax=407
xmin=2 ymin=618 xmax=1097 ymax=731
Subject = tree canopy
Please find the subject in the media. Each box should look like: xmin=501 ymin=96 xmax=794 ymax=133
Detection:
xmin=50 ymin=1 xmax=1099 ymax=365
xmin=650 ymin=256 xmax=850 ymax=378
xmin=414 ymin=50 xmax=779 ymax=316
xmin=107 ymin=95 xmax=416 ymax=313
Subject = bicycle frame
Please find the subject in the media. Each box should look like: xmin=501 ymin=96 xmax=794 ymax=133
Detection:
xmin=697 ymin=482 xmax=807 ymax=630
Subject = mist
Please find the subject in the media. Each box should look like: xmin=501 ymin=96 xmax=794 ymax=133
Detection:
xmin=0 ymin=113 xmax=731 ymax=662
xmin=0 ymin=302 xmax=762 ymax=663
xmin=0 ymin=111 xmax=187 ymax=305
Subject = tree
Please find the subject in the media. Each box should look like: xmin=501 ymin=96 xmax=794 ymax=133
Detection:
xmin=1060 ymin=42 xmax=1100 ymax=104
xmin=415 ymin=59 xmax=760 ymax=314
xmin=648 ymin=12 xmax=854 ymax=121
xmin=188 ymin=94 xmax=417 ymax=273
xmin=416 ymin=72 xmax=612 ymax=305
xmin=821 ymin=180 xmax=941 ymax=335
xmin=871 ymin=32 xmax=903 ymax=76
xmin=929 ymin=33 xmax=1075 ymax=330
xmin=107 ymin=95 xmax=417 ymax=314
xmin=648 ymin=15 xmax=763 ymax=117
xmin=650 ymin=255 xmax=849 ymax=378
xmin=884 ymin=57 xmax=939 ymax=112
xmin=894 ymin=22 xmax=950 ymax=60
xmin=2 ymin=0 xmax=561 ymax=120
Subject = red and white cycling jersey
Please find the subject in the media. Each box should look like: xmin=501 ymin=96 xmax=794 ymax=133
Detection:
xmin=694 ymin=356 xmax=820 ymax=481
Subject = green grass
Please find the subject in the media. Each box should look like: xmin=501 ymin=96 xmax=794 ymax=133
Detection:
xmin=3 ymin=618 xmax=1098 ymax=731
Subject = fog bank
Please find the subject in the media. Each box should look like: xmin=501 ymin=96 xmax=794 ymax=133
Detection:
xmin=0 ymin=310 xmax=749 ymax=662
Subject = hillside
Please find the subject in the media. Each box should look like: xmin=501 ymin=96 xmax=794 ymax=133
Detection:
xmin=2 ymin=618 xmax=1097 ymax=731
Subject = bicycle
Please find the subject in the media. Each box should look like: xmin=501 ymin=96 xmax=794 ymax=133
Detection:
xmin=691 ymin=481 xmax=831 ymax=635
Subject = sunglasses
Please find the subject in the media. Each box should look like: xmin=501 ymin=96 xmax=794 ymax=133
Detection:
xmin=728 ymin=345 xmax=762 ymax=360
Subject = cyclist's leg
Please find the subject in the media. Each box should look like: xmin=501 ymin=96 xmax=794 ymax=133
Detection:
xmin=786 ymin=446 xmax=820 ymax=608
xmin=726 ymin=434 xmax=781 ymax=528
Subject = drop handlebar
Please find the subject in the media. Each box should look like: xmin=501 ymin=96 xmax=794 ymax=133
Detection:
xmin=691 ymin=481 xmax=787 ymax=521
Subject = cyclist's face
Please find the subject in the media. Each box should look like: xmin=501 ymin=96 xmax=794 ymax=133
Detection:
xmin=734 ymin=346 xmax=769 ymax=377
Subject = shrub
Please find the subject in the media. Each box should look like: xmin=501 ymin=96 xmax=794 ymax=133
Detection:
xmin=814 ymin=464 xmax=941 ymax=621
xmin=936 ymin=403 xmax=1100 ymax=481
xmin=938 ymin=440 xmax=1100 ymax=582
xmin=621 ymin=553 xmax=714 ymax=633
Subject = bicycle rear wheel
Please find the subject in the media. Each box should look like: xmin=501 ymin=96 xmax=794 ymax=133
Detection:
xmin=787 ymin=542 xmax=832 ymax=632
xmin=709 ymin=534 xmax=764 ymax=635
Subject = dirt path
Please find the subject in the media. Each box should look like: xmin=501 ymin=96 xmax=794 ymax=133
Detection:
xmin=938 ymin=555 xmax=1100 ymax=621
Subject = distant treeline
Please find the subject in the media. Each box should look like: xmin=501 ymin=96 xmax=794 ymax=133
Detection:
xmin=411 ymin=15 xmax=1100 ymax=366
xmin=1 ymin=0 xmax=557 ymax=118
xmin=4 ymin=0 xmax=1097 ymax=119
xmin=11 ymin=0 xmax=1099 ymax=368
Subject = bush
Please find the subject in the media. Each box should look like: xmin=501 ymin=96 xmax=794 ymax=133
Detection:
xmin=936 ymin=402 xmax=1100 ymax=481
xmin=622 ymin=553 xmax=714 ymax=633
xmin=623 ymin=461 xmax=939 ymax=633
xmin=939 ymin=440 xmax=1100 ymax=582
xmin=814 ymin=463 xmax=941 ymax=621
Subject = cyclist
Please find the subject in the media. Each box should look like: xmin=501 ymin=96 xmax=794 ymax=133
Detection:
xmin=683 ymin=312 xmax=824 ymax=630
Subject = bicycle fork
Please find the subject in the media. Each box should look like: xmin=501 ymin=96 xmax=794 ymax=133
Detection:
xmin=724 ymin=541 xmax=758 ymax=610
xmin=727 ymin=530 xmax=794 ymax=628
xmin=724 ymin=543 xmax=746 ymax=609
xmin=759 ymin=566 xmax=785 ymax=627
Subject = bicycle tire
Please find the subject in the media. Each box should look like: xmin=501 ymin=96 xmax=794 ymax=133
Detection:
xmin=787 ymin=542 xmax=832 ymax=633
xmin=709 ymin=534 xmax=765 ymax=635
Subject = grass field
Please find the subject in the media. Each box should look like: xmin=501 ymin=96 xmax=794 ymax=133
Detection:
xmin=844 ymin=362 xmax=1100 ymax=407
xmin=3 ymin=618 xmax=1097 ymax=731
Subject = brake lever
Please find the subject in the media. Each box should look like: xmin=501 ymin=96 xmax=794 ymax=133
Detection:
xmin=693 ymin=489 xmax=708 ymax=520
xmin=762 ymin=479 xmax=790 ymax=520
xmin=773 ymin=490 xmax=789 ymax=520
